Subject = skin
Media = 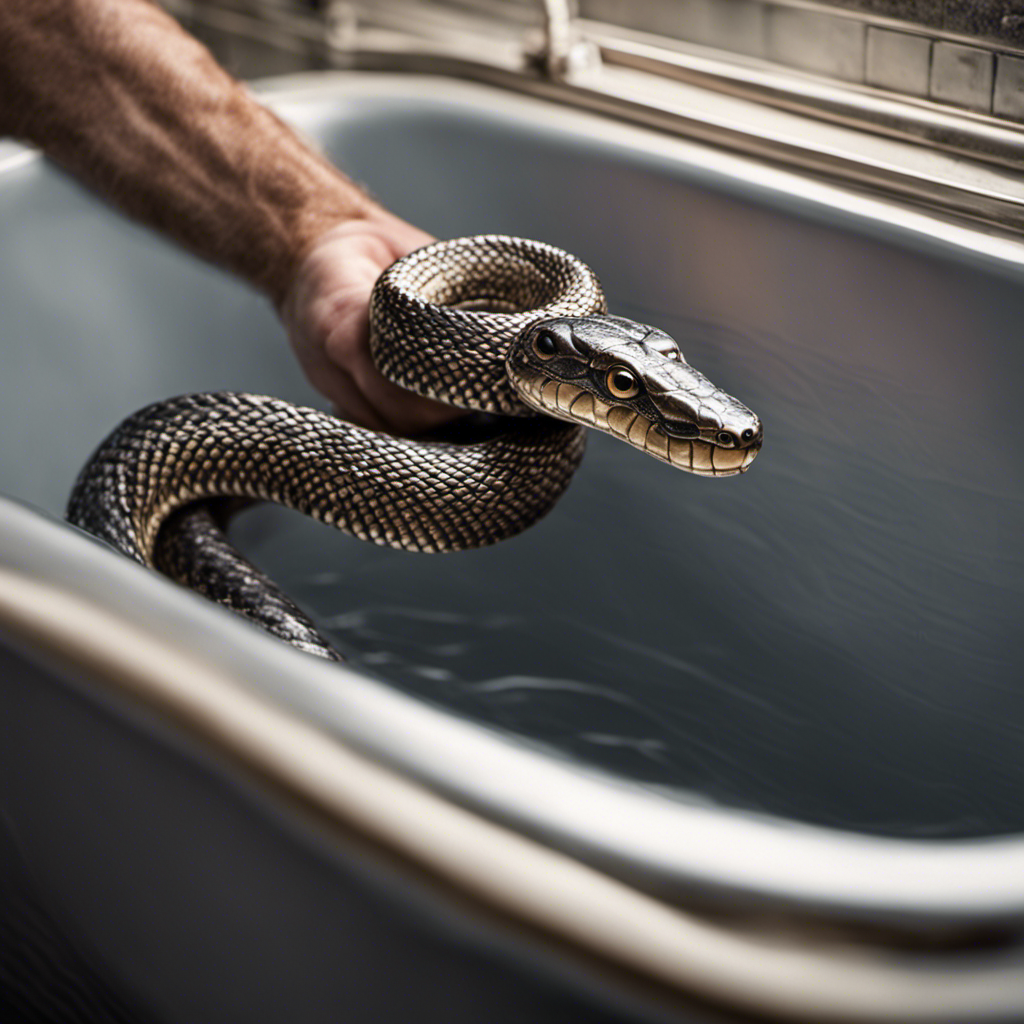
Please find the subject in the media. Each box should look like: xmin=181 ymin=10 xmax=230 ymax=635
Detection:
xmin=0 ymin=0 xmax=457 ymax=434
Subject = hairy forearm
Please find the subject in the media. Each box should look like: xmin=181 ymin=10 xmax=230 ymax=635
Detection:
xmin=0 ymin=0 xmax=375 ymax=302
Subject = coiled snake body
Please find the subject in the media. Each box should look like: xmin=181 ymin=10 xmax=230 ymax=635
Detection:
xmin=67 ymin=235 xmax=762 ymax=659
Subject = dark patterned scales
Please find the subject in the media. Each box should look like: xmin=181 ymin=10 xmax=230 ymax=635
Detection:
xmin=67 ymin=236 xmax=761 ymax=661
xmin=67 ymin=393 xmax=585 ymax=658
xmin=371 ymin=235 xmax=606 ymax=415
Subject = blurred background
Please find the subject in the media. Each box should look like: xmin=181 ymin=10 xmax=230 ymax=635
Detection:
xmin=167 ymin=0 xmax=1024 ymax=125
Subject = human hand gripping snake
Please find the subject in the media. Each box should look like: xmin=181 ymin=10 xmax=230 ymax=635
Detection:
xmin=66 ymin=235 xmax=762 ymax=660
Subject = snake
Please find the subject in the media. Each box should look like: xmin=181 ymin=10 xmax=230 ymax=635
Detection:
xmin=66 ymin=235 xmax=762 ymax=660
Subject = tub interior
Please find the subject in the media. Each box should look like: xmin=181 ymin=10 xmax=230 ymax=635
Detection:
xmin=2 ymin=76 xmax=1022 ymax=841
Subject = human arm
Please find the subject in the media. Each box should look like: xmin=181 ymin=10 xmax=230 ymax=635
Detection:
xmin=0 ymin=0 xmax=454 ymax=433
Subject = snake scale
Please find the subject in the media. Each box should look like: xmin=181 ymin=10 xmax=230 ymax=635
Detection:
xmin=67 ymin=235 xmax=762 ymax=660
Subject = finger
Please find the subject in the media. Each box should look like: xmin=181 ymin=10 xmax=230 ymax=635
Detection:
xmin=306 ymin=360 xmax=392 ymax=433
xmin=321 ymin=294 xmax=464 ymax=435
xmin=347 ymin=349 xmax=465 ymax=436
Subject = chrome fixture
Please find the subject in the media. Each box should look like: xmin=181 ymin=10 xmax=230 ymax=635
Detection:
xmin=536 ymin=0 xmax=601 ymax=81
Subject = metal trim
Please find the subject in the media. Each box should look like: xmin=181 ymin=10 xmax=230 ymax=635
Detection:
xmin=589 ymin=26 xmax=1024 ymax=171
xmin=326 ymin=46 xmax=1024 ymax=234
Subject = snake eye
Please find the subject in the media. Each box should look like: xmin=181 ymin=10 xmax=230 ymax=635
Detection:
xmin=717 ymin=431 xmax=736 ymax=446
xmin=742 ymin=428 xmax=755 ymax=442
xmin=606 ymin=366 xmax=640 ymax=399
xmin=533 ymin=331 xmax=558 ymax=359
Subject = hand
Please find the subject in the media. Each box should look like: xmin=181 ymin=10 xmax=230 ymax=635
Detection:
xmin=279 ymin=213 xmax=461 ymax=435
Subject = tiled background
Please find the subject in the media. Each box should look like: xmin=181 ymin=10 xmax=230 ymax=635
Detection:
xmin=179 ymin=0 xmax=1024 ymax=123
xmin=578 ymin=0 xmax=1024 ymax=119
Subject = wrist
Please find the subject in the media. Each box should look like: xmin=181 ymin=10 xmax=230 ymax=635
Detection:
xmin=276 ymin=209 xmax=433 ymax=317
xmin=276 ymin=210 xmax=449 ymax=434
xmin=260 ymin=180 xmax=381 ymax=306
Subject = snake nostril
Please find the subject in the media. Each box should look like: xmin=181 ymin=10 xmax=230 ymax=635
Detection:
xmin=741 ymin=428 xmax=754 ymax=443
xmin=717 ymin=431 xmax=735 ymax=446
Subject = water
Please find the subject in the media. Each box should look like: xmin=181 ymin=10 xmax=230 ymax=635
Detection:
xmin=6 ymin=90 xmax=1022 ymax=843
xmin=231 ymin=309 xmax=1024 ymax=841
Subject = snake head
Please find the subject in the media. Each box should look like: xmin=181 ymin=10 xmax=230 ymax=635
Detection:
xmin=507 ymin=315 xmax=762 ymax=476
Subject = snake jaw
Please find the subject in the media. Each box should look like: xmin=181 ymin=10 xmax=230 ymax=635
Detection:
xmin=508 ymin=315 xmax=762 ymax=476
xmin=510 ymin=362 xmax=759 ymax=476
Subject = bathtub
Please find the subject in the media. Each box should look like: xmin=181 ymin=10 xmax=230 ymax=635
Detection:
xmin=2 ymin=72 xmax=1024 ymax=1022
